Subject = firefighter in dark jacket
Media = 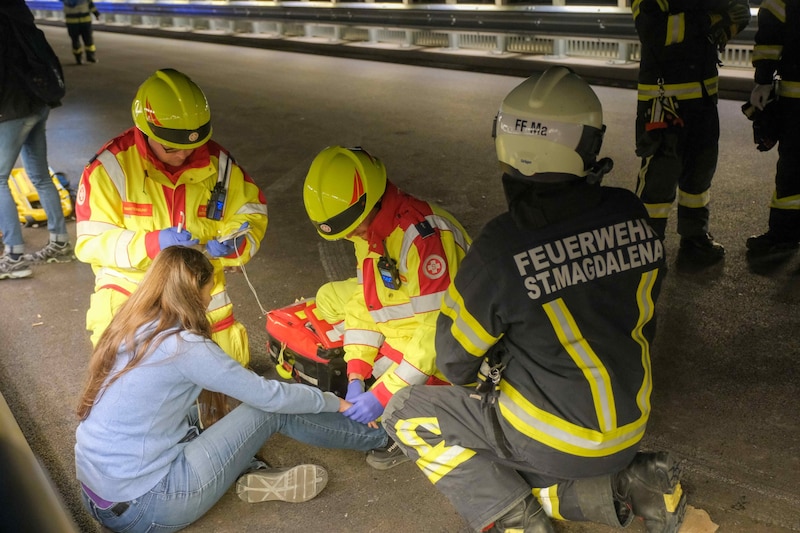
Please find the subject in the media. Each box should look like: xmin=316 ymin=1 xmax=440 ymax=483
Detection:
xmin=745 ymin=0 xmax=800 ymax=257
xmin=632 ymin=0 xmax=750 ymax=265
xmin=62 ymin=0 xmax=100 ymax=64
xmin=383 ymin=67 xmax=685 ymax=533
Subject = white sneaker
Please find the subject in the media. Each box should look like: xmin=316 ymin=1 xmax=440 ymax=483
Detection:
xmin=235 ymin=464 xmax=328 ymax=503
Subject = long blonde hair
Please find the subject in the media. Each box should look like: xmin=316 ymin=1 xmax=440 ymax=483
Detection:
xmin=77 ymin=247 xmax=215 ymax=420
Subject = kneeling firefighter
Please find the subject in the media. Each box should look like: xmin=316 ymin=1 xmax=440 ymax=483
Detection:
xmin=382 ymin=66 xmax=685 ymax=533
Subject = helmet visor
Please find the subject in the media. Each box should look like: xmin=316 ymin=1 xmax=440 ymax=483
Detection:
xmin=149 ymin=120 xmax=212 ymax=148
xmin=314 ymin=193 xmax=368 ymax=238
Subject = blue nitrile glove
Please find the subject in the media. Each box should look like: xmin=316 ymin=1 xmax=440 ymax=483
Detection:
xmin=206 ymin=237 xmax=235 ymax=257
xmin=346 ymin=379 xmax=365 ymax=402
xmin=159 ymin=227 xmax=199 ymax=250
xmin=207 ymin=222 xmax=249 ymax=257
xmin=343 ymin=390 xmax=383 ymax=424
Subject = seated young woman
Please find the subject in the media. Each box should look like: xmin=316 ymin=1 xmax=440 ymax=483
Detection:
xmin=74 ymin=246 xmax=385 ymax=533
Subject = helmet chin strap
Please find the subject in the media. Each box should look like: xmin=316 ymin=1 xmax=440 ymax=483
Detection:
xmin=585 ymin=157 xmax=614 ymax=185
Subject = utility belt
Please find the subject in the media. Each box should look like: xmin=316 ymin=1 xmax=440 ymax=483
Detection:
xmin=637 ymin=77 xmax=718 ymax=102
xmin=81 ymin=483 xmax=130 ymax=517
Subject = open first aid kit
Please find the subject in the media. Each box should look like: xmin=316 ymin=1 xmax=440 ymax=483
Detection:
xmin=265 ymin=299 xmax=349 ymax=397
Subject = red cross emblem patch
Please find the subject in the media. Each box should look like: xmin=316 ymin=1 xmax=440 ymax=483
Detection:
xmin=424 ymin=255 xmax=446 ymax=280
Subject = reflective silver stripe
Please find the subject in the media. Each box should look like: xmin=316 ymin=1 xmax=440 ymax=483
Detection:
xmin=770 ymin=192 xmax=800 ymax=209
xmin=762 ymin=0 xmax=786 ymax=22
xmin=677 ymin=188 xmax=710 ymax=209
xmin=399 ymin=214 xmax=469 ymax=272
xmin=344 ymin=329 xmax=384 ymax=348
xmin=208 ymin=290 xmax=231 ymax=312
xmin=543 ymin=299 xmax=614 ymax=432
xmin=356 ymin=268 xmax=363 ymax=284
xmin=96 ymin=151 xmax=127 ymax=203
xmin=236 ymin=203 xmax=268 ymax=216
xmin=753 ymin=45 xmax=782 ymax=62
xmin=665 ymin=14 xmax=683 ymax=45
xmin=395 ymin=360 xmax=429 ymax=385
xmin=96 ymin=267 xmax=139 ymax=284
xmin=77 ymin=220 xmax=119 ymax=238
xmin=372 ymin=356 xmax=394 ymax=378
xmin=442 ymin=290 xmax=494 ymax=353
xmin=498 ymin=392 xmax=645 ymax=452
xmin=633 ymin=271 xmax=657 ymax=412
xmin=369 ymin=302 xmax=415 ymax=323
xmin=113 ymin=230 xmax=136 ymax=269
xmin=410 ymin=291 xmax=445 ymax=314
xmin=778 ymin=81 xmax=800 ymax=99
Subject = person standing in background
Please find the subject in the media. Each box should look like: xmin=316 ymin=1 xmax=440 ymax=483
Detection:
xmin=0 ymin=0 xmax=74 ymax=281
xmin=745 ymin=0 xmax=800 ymax=258
xmin=632 ymin=0 xmax=751 ymax=266
xmin=62 ymin=0 xmax=100 ymax=64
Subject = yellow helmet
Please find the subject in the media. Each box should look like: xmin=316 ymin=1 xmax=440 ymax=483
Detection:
xmin=303 ymin=146 xmax=387 ymax=240
xmin=494 ymin=66 xmax=605 ymax=181
xmin=131 ymin=68 xmax=212 ymax=150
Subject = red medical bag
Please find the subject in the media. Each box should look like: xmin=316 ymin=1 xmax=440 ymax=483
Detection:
xmin=265 ymin=299 xmax=348 ymax=397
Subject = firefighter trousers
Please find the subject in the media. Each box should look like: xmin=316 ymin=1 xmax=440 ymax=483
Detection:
xmin=768 ymin=97 xmax=800 ymax=240
xmin=635 ymin=97 xmax=720 ymax=239
xmin=383 ymin=385 xmax=631 ymax=532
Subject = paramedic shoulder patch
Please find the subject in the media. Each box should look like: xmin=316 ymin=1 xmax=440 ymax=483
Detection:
xmin=423 ymin=254 xmax=446 ymax=280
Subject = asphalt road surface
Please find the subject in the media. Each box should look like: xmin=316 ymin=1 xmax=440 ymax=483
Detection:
xmin=0 ymin=26 xmax=798 ymax=533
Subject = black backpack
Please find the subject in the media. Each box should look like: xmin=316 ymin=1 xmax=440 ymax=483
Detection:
xmin=5 ymin=17 xmax=66 ymax=106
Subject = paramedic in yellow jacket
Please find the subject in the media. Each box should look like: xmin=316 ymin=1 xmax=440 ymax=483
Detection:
xmin=303 ymin=146 xmax=471 ymax=468
xmin=75 ymin=69 xmax=267 ymax=367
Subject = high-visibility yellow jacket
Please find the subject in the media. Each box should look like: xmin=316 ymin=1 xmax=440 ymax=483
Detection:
xmin=343 ymin=182 xmax=471 ymax=406
xmin=75 ymin=127 xmax=268 ymax=364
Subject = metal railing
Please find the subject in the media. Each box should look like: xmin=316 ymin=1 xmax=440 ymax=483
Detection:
xmin=27 ymin=1 xmax=756 ymax=69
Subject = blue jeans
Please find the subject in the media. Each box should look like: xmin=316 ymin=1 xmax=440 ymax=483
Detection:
xmin=80 ymin=405 xmax=387 ymax=533
xmin=0 ymin=106 xmax=68 ymax=254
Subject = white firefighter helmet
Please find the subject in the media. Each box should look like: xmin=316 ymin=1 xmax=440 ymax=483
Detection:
xmin=494 ymin=66 xmax=606 ymax=181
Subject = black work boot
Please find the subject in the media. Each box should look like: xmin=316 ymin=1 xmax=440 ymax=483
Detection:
xmin=678 ymin=233 xmax=725 ymax=265
xmin=73 ymin=53 xmax=83 ymax=65
xmin=86 ymin=51 xmax=97 ymax=63
xmin=483 ymin=494 xmax=555 ymax=533
xmin=614 ymin=452 xmax=686 ymax=533
xmin=746 ymin=231 xmax=800 ymax=258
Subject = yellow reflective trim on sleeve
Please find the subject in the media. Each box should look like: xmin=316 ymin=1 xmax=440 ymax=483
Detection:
xmin=665 ymin=13 xmax=685 ymax=45
xmin=543 ymin=299 xmax=616 ymax=432
xmin=533 ymin=485 xmax=564 ymax=520
xmin=778 ymin=81 xmax=800 ymax=99
xmin=440 ymin=284 xmax=500 ymax=357
xmin=753 ymin=45 xmax=783 ymax=63
xmin=770 ymin=192 xmax=800 ymax=210
xmin=761 ymin=0 xmax=787 ymax=23
xmin=632 ymin=271 xmax=657 ymax=416
xmin=677 ymin=188 xmax=710 ymax=209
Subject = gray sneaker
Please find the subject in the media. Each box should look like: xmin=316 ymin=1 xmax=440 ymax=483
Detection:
xmin=0 ymin=254 xmax=32 ymax=280
xmin=236 ymin=464 xmax=328 ymax=503
xmin=25 ymin=241 xmax=74 ymax=263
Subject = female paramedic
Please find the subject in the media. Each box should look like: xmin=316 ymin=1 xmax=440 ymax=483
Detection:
xmin=74 ymin=246 xmax=386 ymax=533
